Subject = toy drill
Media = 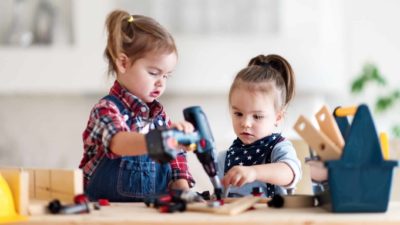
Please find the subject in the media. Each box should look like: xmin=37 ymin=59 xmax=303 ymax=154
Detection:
xmin=146 ymin=106 xmax=223 ymax=200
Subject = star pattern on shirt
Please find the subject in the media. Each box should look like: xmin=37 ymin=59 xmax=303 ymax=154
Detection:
xmin=224 ymin=133 xmax=283 ymax=173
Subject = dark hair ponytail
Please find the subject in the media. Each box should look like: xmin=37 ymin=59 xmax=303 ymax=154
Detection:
xmin=229 ymin=54 xmax=296 ymax=110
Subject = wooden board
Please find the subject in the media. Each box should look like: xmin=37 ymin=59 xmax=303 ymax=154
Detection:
xmin=269 ymin=195 xmax=316 ymax=208
xmin=187 ymin=196 xmax=262 ymax=215
xmin=26 ymin=168 xmax=83 ymax=203
xmin=19 ymin=202 xmax=400 ymax=225
xmin=293 ymin=115 xmax=341 ymax=161
xmin=315 ymin=105 xmax=345 ymax=150
xmin=1 ymin=167 xmax=83 ymax=205
xmin=291 ymin=140 xmax=314 ymax=195
xmin=34 ymin=169 xmax=51 ymax=200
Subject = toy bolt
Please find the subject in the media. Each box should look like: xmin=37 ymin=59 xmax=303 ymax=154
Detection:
xmin=48 ymin=199 xmax=90 ymax=214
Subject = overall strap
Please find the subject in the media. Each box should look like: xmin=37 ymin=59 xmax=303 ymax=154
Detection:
xmin=102 ymin=95 xmax=132 ymax=127
xmin=264 ymin=136 xmax=284 ymax=197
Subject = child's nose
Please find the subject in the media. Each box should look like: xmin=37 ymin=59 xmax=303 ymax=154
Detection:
xmin=241 ymin=117 xmax=252 ymax=128
xmin=155 ymin=78 xmax=164 ymax=87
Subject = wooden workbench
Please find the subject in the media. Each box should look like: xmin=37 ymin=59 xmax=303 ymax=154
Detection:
xmin=19 ymin=202 xmax=400 ymax=225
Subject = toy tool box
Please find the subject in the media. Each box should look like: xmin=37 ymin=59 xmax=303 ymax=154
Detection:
xmin=324 ymin=104 xmax=398 ymax=212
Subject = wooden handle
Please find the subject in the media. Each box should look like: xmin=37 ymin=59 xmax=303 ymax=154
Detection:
xmin=315 ymin=105 xmax=345 ymax=149
xmin=293 ymin=115 xmax=341 ymax=161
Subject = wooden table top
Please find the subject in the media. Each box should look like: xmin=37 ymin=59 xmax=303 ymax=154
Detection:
xmin=19 ymin=202 xmax=400 ymax=225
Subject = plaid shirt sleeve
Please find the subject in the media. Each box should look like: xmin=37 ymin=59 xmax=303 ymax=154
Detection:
xmin=84 ymin=100 xmax=129 ymax=159
xmin=163 ymin=114 xmax=196 ymax=187
xmin=170 ymin=151 xmax=195 ymax=187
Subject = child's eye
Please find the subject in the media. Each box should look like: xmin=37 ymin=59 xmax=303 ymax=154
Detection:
xmin=234 ymin=112 xmax=243 ymax=117
xmin=163 ymin=73 xmax=172 ymax=79
xmin=149 ymin=71 xmax=158 ymax=76
xmin=254 ymin=115 xmax=264 ymax=120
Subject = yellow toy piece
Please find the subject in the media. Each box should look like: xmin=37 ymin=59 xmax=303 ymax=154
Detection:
xmin=0 ymin=173 xmax=27 ymax=224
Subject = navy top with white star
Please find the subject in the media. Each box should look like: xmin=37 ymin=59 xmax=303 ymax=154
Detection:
xmin=224 ymin=133 xmax=284 ymax=173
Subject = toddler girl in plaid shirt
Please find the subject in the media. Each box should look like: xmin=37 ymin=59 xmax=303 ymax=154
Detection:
xmin=79 ymin=10 xmax=195 ymax=201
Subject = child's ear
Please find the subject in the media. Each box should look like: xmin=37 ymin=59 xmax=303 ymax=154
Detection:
xmin=116 ymin=53 xmax=130 ymax=74
xmin=275 ymin=109 xmax=285 ymax=127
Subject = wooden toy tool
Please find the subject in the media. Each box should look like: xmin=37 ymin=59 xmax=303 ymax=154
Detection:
xmin=294 ymin=115 xmax=341 ymax=161
xmin=315 ymin=106 xmax=345 ymax=149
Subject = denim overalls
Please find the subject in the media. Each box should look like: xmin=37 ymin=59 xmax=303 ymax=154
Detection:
xmin=85 ymin=95 xmax=171 ymax=202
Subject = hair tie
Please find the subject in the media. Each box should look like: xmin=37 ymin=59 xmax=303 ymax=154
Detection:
xmin=127 ymin=16 xmax=134 ymax=23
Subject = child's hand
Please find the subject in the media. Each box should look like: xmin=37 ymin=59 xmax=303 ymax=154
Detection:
xmin=306 ymin=160 xmax=328 ymax=182
xmin=222 ymin=166 xmax=257 ymax=187
xmin=169 ymin=179 xmax=190 ymax=190
xmin=169 ymin=121 xmax=195 ymax=151
xmin=170 ymin=121 xmax=194 ymax=133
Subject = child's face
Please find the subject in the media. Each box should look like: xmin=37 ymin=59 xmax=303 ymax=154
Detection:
xmin=230 ymin=87 xmax=281 ymax=145
xmin=118 ymin=52 xmax=177 ymax=103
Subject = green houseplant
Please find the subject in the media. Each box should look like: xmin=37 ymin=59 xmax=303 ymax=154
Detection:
xmin=351 ymin=63 xmax=400 ymax=138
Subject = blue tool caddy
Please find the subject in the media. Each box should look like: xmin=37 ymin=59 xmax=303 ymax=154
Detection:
xmin=324 ymin=104 xmax=398 ymax=212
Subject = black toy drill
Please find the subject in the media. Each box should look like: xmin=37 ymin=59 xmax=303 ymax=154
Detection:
xmin=146 ymin=106 xmax=223 ymax=200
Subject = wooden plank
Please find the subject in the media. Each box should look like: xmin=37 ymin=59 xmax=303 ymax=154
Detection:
xmin=293 ymin=115 xmax=341 ymax=161
xmin=187 ymin=196 xmax=262 ymax=215
xmin=50 ymin=169 xmax=83 ymax=203
xmin=27 ymin=169 xmax=35 ymax=199
xmin=25 ymin=168 xmax=83 ymax=202
xmin=223 ymin=197 xmax=269 ymax=204
xmin=32 ymin=169 xmax=51 ymax=200
xmin=315 ymin=105 xmax=345 ymax=150
xmin=0 ymin=168 xmax=30 ymax=215
xmin=291 ymin=140 xmax=313 ymax=195
xmin=22 ymin=202 xmax=400 ymax=225
xmin=268 ymin=195 xmax=316 ymax=208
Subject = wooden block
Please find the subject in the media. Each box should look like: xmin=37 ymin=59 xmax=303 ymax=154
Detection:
xmin=187 ymin=196 xmax=262 ymax=215
xmin=26 ymin=168 xmax=83 ymax=202
xmin=223 ymin=197 xmax=270 ymax=204
xmin=50 ymin=169 xmax=83 ymax=203
xmin=0 ymin=168 xmax=30 ymax=215
xmin=268 ymin=195 xmax=316 ymax=208
xmin=32 ymin=169 xmax=52 ymax=200
xmin=293 ymin=115 xmax=341 ymax=161
xmin=291 ymin=140 xmax=313 ymax=195
xmin=315 ymin=105 xmax=345 ymax=149
xmin=50 ymin=169 xmax=83 ymax=196
xmin=27 ymin=169 xmax=35 ymax=199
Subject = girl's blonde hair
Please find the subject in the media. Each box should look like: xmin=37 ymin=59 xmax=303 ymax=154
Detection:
xmin=229 ymin=54 xmax=296 ymax=111
xmin=104 ymin=10 xmax=177 ymax=76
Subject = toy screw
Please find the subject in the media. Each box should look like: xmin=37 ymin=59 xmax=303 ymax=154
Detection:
xmin=48 ymin=199 xmax=90 ymax=214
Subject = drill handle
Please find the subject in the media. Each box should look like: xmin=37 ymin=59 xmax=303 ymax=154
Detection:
xmin=146 ymin=129 xmax=200 ymax=163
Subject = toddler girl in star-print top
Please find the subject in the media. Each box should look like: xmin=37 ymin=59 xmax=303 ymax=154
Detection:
xmin=218 ymin=54 xmax=302 ymax=197
xmin=79 ymin=10 xmax=195 ymax=202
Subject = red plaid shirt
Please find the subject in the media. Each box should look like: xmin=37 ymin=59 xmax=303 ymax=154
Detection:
xmin=79 ymin=81 xmax=194 ymax=187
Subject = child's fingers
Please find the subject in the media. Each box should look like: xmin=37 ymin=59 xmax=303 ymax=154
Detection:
xmin=237 ymin=177 xmax=247 ymax=187
xmin=222 ymin=174 xmax=232 ymax=187
xmin=182 ymin=122 xmax=194 ymax=133
xmin=223 ymin=172 xmax=241 ymax=187
xmin=231 ymin=174 xmax=241 ymax=187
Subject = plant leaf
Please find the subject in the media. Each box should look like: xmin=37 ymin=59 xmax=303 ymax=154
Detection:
xmin=392 ymin=125 xmax=400 ymax=139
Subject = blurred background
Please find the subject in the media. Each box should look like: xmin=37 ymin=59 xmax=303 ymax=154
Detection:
xmin=0 ymin=0 xmax=399 ymax=192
